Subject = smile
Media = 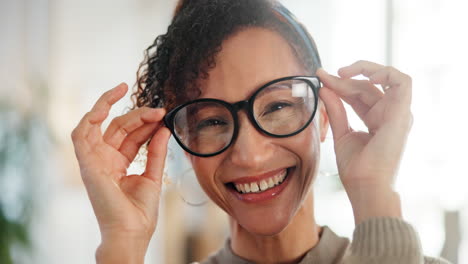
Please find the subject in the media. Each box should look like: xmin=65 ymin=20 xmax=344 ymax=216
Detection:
xmin=225 ymin=166 xmax=293 ymax=201
xmin=234 ymin=169 xmax=287 ymax=194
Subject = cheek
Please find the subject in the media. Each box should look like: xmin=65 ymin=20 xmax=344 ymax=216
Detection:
xmin=191 ymin=157 xmax=229 ymax=209
xmin=291 ymin=122 xmax=321 ymax=189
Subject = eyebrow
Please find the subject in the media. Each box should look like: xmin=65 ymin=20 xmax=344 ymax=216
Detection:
xmin=254 ymin=83 xmax=290 ymax=100
xmin=198 ymin=75 xmax=302 ymax=103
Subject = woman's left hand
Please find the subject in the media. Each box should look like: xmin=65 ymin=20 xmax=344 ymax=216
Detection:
xmin=317 ymin=60 xmax=413 ymax=225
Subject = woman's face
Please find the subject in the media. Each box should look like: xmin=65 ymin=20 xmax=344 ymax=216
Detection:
xmin=189 ymin=27 xmax=328 ymax=235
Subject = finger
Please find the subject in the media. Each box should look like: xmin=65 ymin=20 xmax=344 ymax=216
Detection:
xmin=72 ymin=111 xmax=108 ymax=140
xmin=83 ymin=83 xmax=128 ymax=145
xmin=71 ymin=110 xmax=108 ymax=154
xmin=368 ymin=67 xmax=412 ymax=107
xmin=317 ymin=68 xmax=383 ymax=108
xmin=103 ymin=107 xmax=166 ymax=149
xmin=337 ymin=60 xmax=385 ymax=79
xmin=344 ymin=99 xmax=371 ymax=122
xmin=144 ymin=127 xmax=171 ymax=185
xmin=319 ymin=87 xmax=352 ymax=141
xmin=91 ymin=83 xmax=128 ymax=113
xmin=338 ymin=61 xmax=412 ymax=107
xmin=118 ymin=122 xmax=160 ymax=164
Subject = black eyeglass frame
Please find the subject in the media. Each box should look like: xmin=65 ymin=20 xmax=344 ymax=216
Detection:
xmin=163 ymin=76 xmax=321 ymax=157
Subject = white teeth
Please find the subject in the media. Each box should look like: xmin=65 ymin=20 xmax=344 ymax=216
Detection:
xmin=279 ymin=170 xmax=286 ymax=183
xmin=244 ymin=183 xmax=251 ymax=193
xmin=273 ymin=175 xmax=280 ymax=185
xmin=250 ymin=182 xmax=259 ymax=192
xmin=259 ymin=180 xmax=268 ymax=191
xmin=267 ymin=178 xmax=275 ymax=188
xmin=233 ymin=169 xmax=290 ymax=194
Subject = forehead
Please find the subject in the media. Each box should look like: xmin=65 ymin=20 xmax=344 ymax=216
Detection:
xmin=199 ymin=27 xmax=305 ymax=102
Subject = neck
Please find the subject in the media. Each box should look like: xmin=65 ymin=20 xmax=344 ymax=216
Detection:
xmin=229 ymin=192 xmax=320 ymax=264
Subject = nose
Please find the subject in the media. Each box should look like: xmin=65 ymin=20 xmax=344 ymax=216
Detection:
xmin=227 ymin=112 xmax=274 ymax=169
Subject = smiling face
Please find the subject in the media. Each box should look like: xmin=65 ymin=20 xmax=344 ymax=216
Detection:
xmin=188 ymin=27 xmax=327 ymax=235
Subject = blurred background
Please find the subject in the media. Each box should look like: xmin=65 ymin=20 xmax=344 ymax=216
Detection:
xmin=1 ymin=0 xmax=467 ymax=263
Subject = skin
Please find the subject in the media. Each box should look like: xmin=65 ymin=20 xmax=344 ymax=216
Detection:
xmin=71 ymin=26 xmax=412 ymax=263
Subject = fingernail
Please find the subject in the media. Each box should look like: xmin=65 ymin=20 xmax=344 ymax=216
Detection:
xmin=151 ymin=108 xmax=166 ymax=116
xmin=113 ymin=83 xmax=125 ymax=90
xmin=317 ymin=68 xmax=330 ymax=76
xmin=337 ymin=67 xmax=347 ymax=74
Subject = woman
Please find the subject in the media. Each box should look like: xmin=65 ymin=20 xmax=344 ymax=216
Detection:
xmin=71 ymin=0 xmax=449 ymax=263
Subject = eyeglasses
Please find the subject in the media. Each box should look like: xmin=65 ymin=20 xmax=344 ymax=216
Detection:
xmin=164 ymin=76 xmax=321 ymax=157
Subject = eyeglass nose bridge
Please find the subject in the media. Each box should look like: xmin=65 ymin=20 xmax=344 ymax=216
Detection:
xmin=231 ymin=100 xmax=256 ymax=128
xmin=232 ymin=100 xmax=250 ymax=112
xmin=229 ymin=99 xmax=262 ymax=149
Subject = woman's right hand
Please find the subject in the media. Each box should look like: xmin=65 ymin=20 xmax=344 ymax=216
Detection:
xmin=71 ymin=83 xmax=171 ymax=263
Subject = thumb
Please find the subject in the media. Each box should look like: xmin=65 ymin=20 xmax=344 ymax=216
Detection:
xmin=319 ymin=86 xmax=351 ymax=141
xmin=144 ymin=127 xmax=171 ymax=187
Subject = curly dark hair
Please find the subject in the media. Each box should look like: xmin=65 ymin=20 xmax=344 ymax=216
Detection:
xmin=133 ymin=0 xmax=320 ymax=111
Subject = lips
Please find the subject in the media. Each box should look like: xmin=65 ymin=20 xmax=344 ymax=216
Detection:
xmin=225 ymin=167 xmax=293 ymax=203
xmin=234 ymin=169 xmax=287 ymax=194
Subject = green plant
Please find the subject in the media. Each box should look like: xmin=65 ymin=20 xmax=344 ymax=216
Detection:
xmin=0 ymin=101 xmax=47 ymax=264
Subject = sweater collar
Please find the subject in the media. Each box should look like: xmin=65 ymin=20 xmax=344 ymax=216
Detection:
xmin=213 ymin=226 xmax=350 ymax=264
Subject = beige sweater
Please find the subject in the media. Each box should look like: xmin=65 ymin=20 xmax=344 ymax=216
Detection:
xmin=200 ymin=218 xmax=451 ymax=264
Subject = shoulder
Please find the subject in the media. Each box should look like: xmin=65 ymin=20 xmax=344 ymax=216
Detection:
xmin=345 ymin=218 xmax=453 ymax=264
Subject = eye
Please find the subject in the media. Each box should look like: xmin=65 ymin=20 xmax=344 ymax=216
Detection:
xmin=196 ymin=118 xmax=228 ymax=130
xmin=262 ymin=101 xmax=293 ymax=115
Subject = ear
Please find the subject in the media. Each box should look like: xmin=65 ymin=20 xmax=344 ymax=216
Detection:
xmin=318 ymin=101 xmax=329 ymax=142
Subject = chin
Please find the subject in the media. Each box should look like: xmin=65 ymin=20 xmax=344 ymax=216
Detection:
xmin=237 ymin=210 xmax=293 ymax=236
xmin=230 ymin=189 xmax=302 ymax=236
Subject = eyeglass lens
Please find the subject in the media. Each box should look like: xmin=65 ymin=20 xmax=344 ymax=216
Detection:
xmin=253 ymin=79 xmax=316 ymax=135
xmin=174 ymin=101 xmax=235 ymax=155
